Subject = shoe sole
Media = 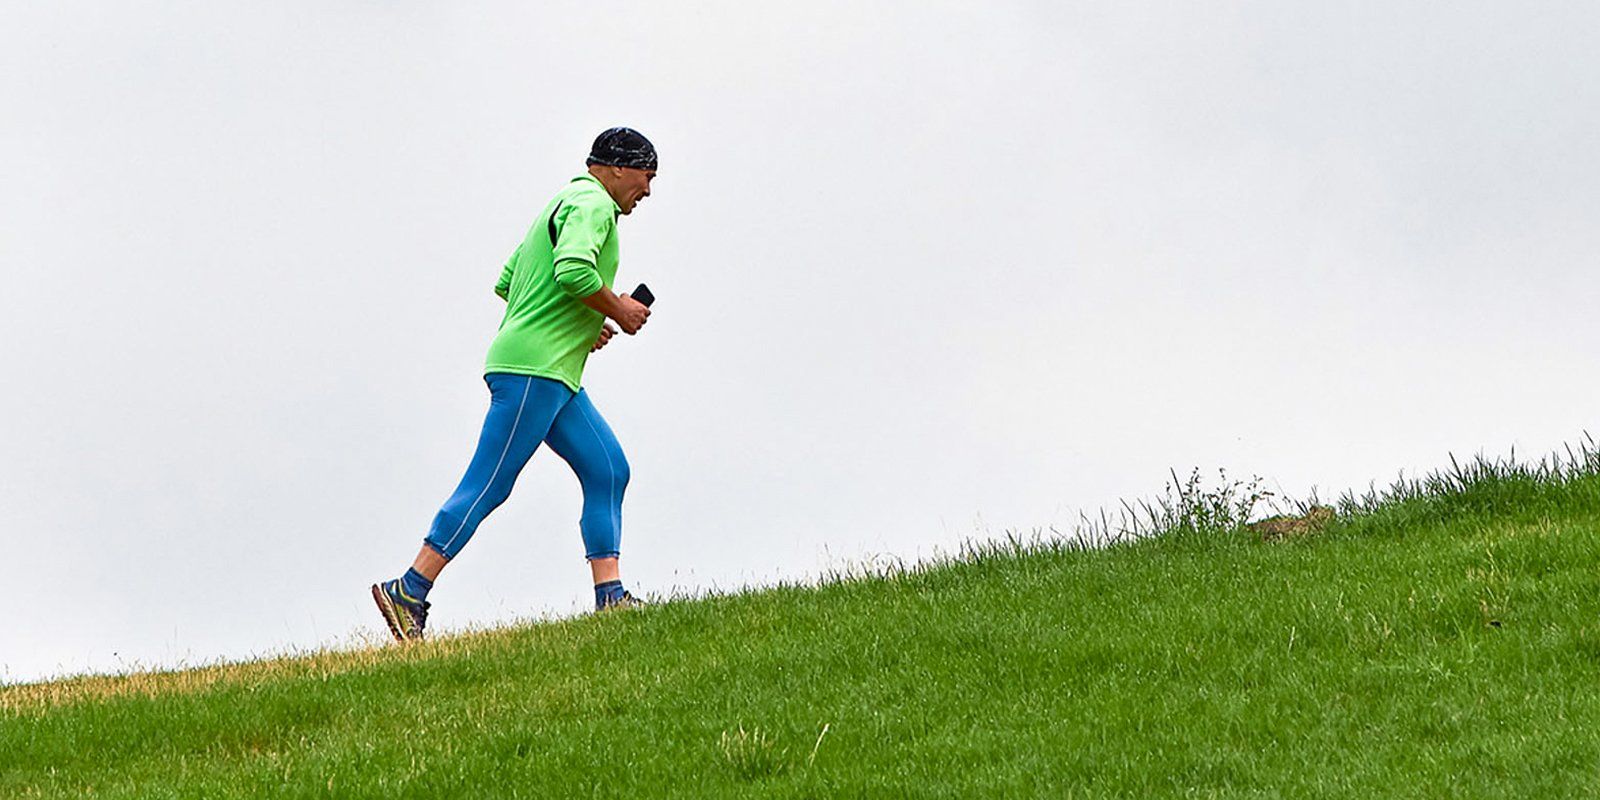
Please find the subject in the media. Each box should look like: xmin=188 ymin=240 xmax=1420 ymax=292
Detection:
xmin=370 ymin=583 xmax=411 ymax=642
xmin=597 ymin=596 xmax=647 ymax=612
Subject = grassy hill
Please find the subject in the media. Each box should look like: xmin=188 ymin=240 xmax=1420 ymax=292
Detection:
xmin=5 ymin=447 xmax=1600 ymax=798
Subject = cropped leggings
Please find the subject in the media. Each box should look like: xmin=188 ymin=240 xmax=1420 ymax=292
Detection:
xmin=423 ymin=373 xmax=629 ymax=561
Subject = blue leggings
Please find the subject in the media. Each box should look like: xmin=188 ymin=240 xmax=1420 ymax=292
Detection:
xmin=423 ymin=373 xmax=629 ymax=561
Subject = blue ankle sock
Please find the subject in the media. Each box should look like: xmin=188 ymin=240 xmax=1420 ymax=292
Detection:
xmin=594 ymin=580 xmax=625 ymax=610
xmin=400 ymin=568 xmax=433 ymax=603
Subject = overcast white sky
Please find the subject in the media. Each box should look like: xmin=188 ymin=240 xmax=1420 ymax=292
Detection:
xmin=2 ymin=2 xmax=1596 ymax=683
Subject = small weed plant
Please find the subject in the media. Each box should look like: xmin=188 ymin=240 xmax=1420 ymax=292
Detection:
xmin=718 ymin=725 xmax=790 ymax=780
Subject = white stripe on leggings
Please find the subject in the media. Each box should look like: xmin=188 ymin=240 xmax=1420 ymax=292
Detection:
xmin=440 ymin=375 xmax=533 ymax=555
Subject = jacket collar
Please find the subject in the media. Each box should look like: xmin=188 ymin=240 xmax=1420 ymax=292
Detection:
xmin=573 ymin=173 xmax=621 ymax=214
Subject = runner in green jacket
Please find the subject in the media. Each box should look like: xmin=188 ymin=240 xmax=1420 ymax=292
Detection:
xmin=372 ymin=127 xmax=659 ymax=641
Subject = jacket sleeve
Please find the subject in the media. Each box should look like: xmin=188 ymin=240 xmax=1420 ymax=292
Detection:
xmin=494 ymin=241 xmax=520 ymax=300
xmin=550 ymin=200 xmax=614 ymax=298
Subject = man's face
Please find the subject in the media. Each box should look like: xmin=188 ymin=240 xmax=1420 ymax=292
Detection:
xmin=614 ymin=167 xmax=655 ymax=215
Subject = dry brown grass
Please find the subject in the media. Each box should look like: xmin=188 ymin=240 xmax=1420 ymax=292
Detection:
xmin=1248 ymin=505 xmax=1335 ymax=541
xmin=0 ymin=619 xmax=553 ymax=715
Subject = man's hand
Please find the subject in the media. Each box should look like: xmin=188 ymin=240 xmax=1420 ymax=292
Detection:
xmin=591 ymin=322 xmax=618 ymax=353
xmin=614 ymin=293 xmax=651 ymax=335
xmin=578 ymin=286 xmax=652 ymax=335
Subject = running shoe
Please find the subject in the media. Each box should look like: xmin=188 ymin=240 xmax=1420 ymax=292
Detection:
xmin=598 ymin=591 xmax=646 ymax=611
xmin=371 ymin=579 xmax=430 ymax=641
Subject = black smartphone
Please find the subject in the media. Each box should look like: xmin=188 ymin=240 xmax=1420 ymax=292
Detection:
xmin=631 ymin=283 xmax=655 ymax=308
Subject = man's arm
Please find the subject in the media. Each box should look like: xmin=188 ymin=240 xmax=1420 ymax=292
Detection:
xmin=494 ymin=243 xmax=520 ymax=300
xmin=550 ymin=200 xmax=650 ymax=333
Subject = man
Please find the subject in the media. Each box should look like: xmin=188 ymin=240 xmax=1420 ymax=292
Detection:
xmin=371 ymin=127 xmax=659 ymax=642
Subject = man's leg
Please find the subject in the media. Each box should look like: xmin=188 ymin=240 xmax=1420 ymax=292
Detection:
xmin=544 ymin=389 xmax=637 ymax=609
xmin=406 ymin=544 xmax=449 ymax=583
xmin=588 ymin=556 xmax=621 ymax=585
xmin=421 ymin=374 xmax=571 ymax=561
xmin=373 ymin=374 xmax=571 ymax=640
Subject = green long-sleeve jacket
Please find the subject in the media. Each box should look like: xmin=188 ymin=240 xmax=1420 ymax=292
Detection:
xmin=484 ymin=174 xmax=621 ymax=392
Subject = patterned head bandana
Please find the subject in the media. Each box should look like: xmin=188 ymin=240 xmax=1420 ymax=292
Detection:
xmin=586 ymin=127 xmax=658 ymax=171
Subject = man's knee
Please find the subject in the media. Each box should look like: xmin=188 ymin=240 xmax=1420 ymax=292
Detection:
xmin=574 ymin=449 xmax=628 ymax=491
xmin=612 ymin=450 xmax=631 ymax=490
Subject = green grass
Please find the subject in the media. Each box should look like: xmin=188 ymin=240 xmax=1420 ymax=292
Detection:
xmin=6 ymin=444 xmax=1600 ymax=798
